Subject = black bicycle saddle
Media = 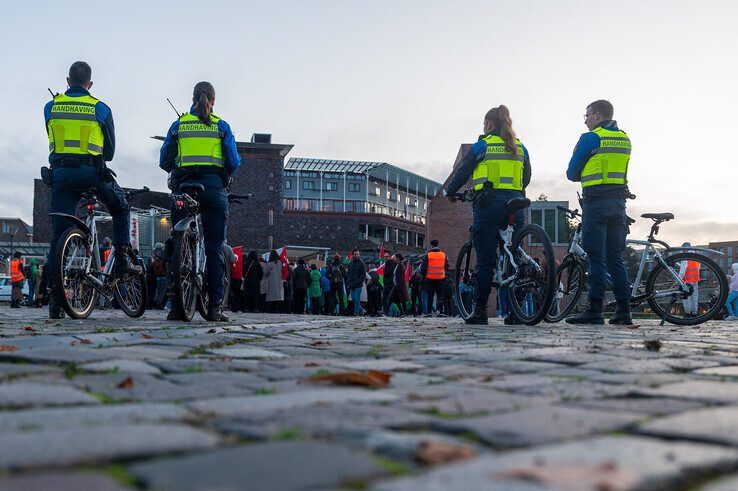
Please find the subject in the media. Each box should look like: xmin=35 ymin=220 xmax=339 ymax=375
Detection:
xmin=506 ymin=197 xmax=531 ymax=213
xmin=179 ymin=183 xmax=205 ymax=194
xmin=641 ymin=212 xmax=674 ymax=221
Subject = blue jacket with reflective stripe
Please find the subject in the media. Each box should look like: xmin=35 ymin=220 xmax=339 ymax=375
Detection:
xmin=159 ymin=106 xmax=241 ymax=175
xmin=44 ymin=86 xmax=115 ymax=163
xmin=446 ymin=131 xmax=531 ymax=195
xmin=566 ymin=120 xmax=628 ymax=198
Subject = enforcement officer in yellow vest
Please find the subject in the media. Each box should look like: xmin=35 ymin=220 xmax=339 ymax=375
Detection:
xmin=159 ymin=81 xmax=241 ymax=322
xmin=565 ymin=100 xmax=633 ymax=325
xmin=446 ymin=106 xmax=532 ymax=325
xmin=43 ymin=61 xmax=141 ymax=319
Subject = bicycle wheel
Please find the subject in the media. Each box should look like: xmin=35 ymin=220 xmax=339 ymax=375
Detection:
xmin=54 ymin=228 xmax=96 ymax=319
xmin=545 ymin=257 xmax=586 ymax=323
xmin=505 ymin=224 xmax=556 ymax=325
xmin=646 ymin=252 xmax=728 ymax=326
xmin=453 ymin=241 xmax=476 ymax=320
xmin=113 ymin=252 xmax=148 ymax=318
xmin=172 ymin=230 xmax=197 ymax=322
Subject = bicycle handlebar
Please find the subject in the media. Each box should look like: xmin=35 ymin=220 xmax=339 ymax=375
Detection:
xmin=228 ymin=193 xmax=251 ymax=203
xmin=444 ymin=189 xmax=475 ymax=203
xmin=556 ymin=205 xmax=580 ymax=218
xmin=125 ymin=187 xmax=150 ymax=200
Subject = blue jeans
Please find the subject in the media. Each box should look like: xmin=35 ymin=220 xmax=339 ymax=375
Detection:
xmin=581 ymin=197 xmax=630 ymax=302
xmin=48 ymin=166 xmax=130 ymax=287
xmin=726 ymin=291 xmax=738 ymax=316
xmin=350 ymin=287 xmax=363 ymax=314
xmin=472 ymin=190 xmax=525 ymax=307
xmin=171 ymin=173 xmax=228 ymax=308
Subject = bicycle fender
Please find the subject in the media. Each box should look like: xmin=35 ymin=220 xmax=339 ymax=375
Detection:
xmin=49 ymin=213 xmax=90 ymax=236
xmin=174 ymin=216 xmax=195 ymax=232
xmin=666 ymin=247 xmax=724 ymax=256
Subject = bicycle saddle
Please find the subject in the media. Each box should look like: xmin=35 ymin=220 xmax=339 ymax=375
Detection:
xmin=178 ymin=183 xmax=205 ymax=194
xmin=641 ymin=212 xmax=674 ymax=221
xmin=506 ymin=197 xmax=531 ymax=213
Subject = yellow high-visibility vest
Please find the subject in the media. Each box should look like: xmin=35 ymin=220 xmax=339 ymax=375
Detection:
xmin=581 ymin=127 xmax=631 ymax=188
xmin=47 ymin=94 xmax=104 ymax=156
xmin=176 ymin=113 xmax=223 ymax=167
xmin=471 ymin=134 xmax=524 ymax=191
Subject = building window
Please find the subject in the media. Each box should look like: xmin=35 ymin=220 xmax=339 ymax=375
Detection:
xmin=268 ymin=235 xmax=274 ymax=250
xmin=303 ymin=181 xmax=316 ymax=190
xmin=285 ymin=180 xmax=292 ymax=189
xmin=268 ymin=209 xmax=274 ymax=226
xmin=325 ymin=182 xmax=338 ymax=191
xmin=348 ymin=183 xmax=360 ymax=192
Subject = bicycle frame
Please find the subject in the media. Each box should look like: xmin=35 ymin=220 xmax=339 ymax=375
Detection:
xmin=173 ymin=211 xmax=206 ymax=291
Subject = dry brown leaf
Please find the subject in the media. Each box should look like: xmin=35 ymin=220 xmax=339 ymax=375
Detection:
xmin=24 ymin=326 xmax=35 ymax=331
xmin=117 ymin=376 xmax=134 ymax=389
xmin=310 ymin=340 xmax=331 ymax=347
xmin=495 ymin=460 xmax=636 ymax=491
xmin=70 ymin=341 xmax=78 ymax=346
xmin=0 ymin=345 xmax=18 ymax=352
xmin=141 ymin=334 xmax=153 ymax=339
xmin=480 ymin=375 xmax=496 ymax=382
xmin=305 ymin=369 xmax=392 ymax=388
xmin=79 ymin=339 xmax=92 ymax=345
xmin=626 ymin=324 xmax=641 ymax=329
xmin=304 ymin=362 xmax=320 ymax=367
xmin=414 ymin=440 xmax=475 ymax=466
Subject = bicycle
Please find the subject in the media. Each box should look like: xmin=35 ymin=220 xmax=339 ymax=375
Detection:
xmin=170 ymin=183 xmax=250 ymax=321
xmin=51 ymin=186 xmax=150 ymax=319
xmin=547 ymin=205 xmax=728 ymax=326
xmin=449 ymin=189 xmax=556 ymax=325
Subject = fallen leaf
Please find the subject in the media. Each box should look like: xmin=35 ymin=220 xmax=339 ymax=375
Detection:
xmin=414 ymin=440 xmax=475 ymax=466
xmin=304 ymin=369 xmax=392 ymax=388
xmin=495 ymin=460 xmax=636 ymax=491
xmin=626 ymin=324 xmax=640 ymax=329
xmin=79 ymin=339 xmax=92 ymax=345
xmin=0 ymin=345 xmax=18 ymax=352
xmin=70 ymin=341 xmax=78 ymax=346
xmin=644 ymin=339 xmax=662 ymax=351
xmin=24 ymin=326 xmax=35 ymax=331
xmin=141 ymin=334 xmax=153 ymax=339
xmin=304 ymin=362 xmax=320 ymax=367
xmin=117 ymin=376 xmax=134 ymax=389
xmin=480 ymin=375 xmax=496 ymax=382
xmin=310 ymin=340 xmax=331 ymax=347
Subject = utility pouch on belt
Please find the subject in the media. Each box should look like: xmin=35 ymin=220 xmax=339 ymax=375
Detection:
xmin=40 ymin=166 xmax=52 ymax=187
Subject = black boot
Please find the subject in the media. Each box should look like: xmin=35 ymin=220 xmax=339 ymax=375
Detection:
xmin=609 ymin=299 xmax=634 ymax=325
xmin=113 ymin=246 xmax=143 ymax=277
xmin=48 ymin=289 xmax=65 ymax=319
xmin=465 ymin=300 xmax=488 ymax=325
xmin=565 ymin=299 xmax=605 ymax=325
xmin=206 ymin=304 xmax=229 ymax=322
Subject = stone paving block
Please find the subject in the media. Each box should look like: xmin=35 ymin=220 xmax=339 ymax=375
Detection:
xmin=570 ymin=396 xmax=705 ymax=416
xmin=0 ymin=472 xmax=133 ymax=491
xmin=403 ymin=389 xmax=551 ymax=416
xmin=0 ymin=362 xmax=60 ymax=380
xmin=80 ymin=359 xmax=161 ymax=374
xmin=703 ymin=474 xmax=738 ymax=491
xmin=335 ymin=359 xmax=427 ymax=371
xmin=636 ymin=380 xmax=738 ymax=402
xmin=129 ymin=441 xmax=382 ymax=491
xmin=487 ymin=360 xmax=568 ymax=373
xmin=164 ymin=371 xmax=265 ymax=388
xmin=695 ymin=365 xmax=738 ymax=377
xmin=587 ymin=372 xmax=687 ymax=387
xmin=580 ymin=358 xmax=677 ymax=373
xmin=373 ymin=435 xmax=738 ymax=491
xmin=208 ymin=346 xmax=287 ymax=359
xmin=513 ymin=380 xmax=632 ymax=401
xmin=150 ymin=358 xmax=260 ymax=373
xmin=433 ymin=405 xmax=639 ymax=448
xmin=0 ymin=381 xmax=98 ymax=409
xmin=637 ymin=406 xmax=738 ymax=445
xmin=0 ymin=402 xmax=193 ymax=431
xmin=0 ymin=347 xmax=115 ymax=364
xmin=96 ymin=345 xmax=191 ymax=360
xmin=188 ymin=388 xmax=398 ymax=417
xmin=0 ymin=423 xmax=219 ymax=469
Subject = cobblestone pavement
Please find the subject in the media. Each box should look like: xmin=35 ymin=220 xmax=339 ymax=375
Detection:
xmin=2 ymin=308 xmax=738 ymax=490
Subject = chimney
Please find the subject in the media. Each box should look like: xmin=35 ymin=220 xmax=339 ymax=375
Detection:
xmin=251 ymin=133 xmax=272 ymax=144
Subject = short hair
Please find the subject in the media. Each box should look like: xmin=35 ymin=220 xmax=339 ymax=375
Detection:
xmin=68 ymin=61 xmax=92 ymax=86
xmin=297 ymin=258 xmax=305 ymax=265
xmin=430 ymin=239 xmax=439 ymax=248
xmin=587 ymin=100 xmax=614 ymax=120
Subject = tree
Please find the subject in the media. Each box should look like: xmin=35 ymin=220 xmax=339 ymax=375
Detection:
xmin=536 ymin=193 xmax=548 ymax=202
xmin=623 ymin=246 xmax=641 ymax=280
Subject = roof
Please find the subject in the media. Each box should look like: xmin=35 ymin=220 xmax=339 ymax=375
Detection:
xmin=0 ymin=242 xmax=50 ymax=258
xmin=286 ymin=158 xmax=442 ymax=191
xmin=0 ymin=218 xmax=33 ymax=235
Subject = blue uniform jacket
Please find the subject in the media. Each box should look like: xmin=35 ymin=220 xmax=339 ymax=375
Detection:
xmin=44 ymin=86 xmax=115 ymax=163
xmin=446 ymin=131 xmax=532 ymax=195
xmin=159 ymin=106 xmax=241 ymax=175
xmin=566 ymin=120 xmax=628 ymax=198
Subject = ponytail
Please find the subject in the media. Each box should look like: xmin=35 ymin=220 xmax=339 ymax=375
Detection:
xmin=484 ymin=105 xmax=518 ymax=155
xmin=192 ymin=81 xmax=215 ymax=126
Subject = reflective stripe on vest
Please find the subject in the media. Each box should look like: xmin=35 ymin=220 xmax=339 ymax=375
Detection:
xmin=176 ymin=113 xmax=224 ymax=168
xmin=10 ymin=259 xmax=24 ymax=283
xmin=471 ymin=135 xmax=524 ymax=191
xmin=426 ymin=250 xmax=446 ymax=280
xmin=580 ymin=127 xmax=631 ymax=188
xmin=47 ymin=94 xmax=105 ymax=156
xmin=683 ymin=260 xmax=700 ymax=283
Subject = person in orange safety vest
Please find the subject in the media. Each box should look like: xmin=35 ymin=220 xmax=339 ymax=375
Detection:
xmin=9 ymin=252 xmax=26 ymax=308
xmin=679 ymin=242 xmax=700 ymax=317
xmin=420 ymin=239 xmax=449 ymax=316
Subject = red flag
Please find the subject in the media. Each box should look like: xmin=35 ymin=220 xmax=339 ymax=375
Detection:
xmin=379 ymin=242 xmax=386 ymax=261
xmin=376 ymin=262 xmax=385 ymax=276
xmin=405 ymin=260 xmax=412 ymax=284
xmin=279 ymin=246 xmax=289 ymax=281
xmin=231 ymin=246 xmax=243 ymax=280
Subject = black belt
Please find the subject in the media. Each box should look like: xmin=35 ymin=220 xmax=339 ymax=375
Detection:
xmin=50 ymin=156 xmax=99 ymax=169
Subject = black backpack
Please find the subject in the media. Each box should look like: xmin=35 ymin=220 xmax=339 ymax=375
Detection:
xmin=330 ymin=266 xmax=344 ymax=285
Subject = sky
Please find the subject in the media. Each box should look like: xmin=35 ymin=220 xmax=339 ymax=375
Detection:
xmin=0 ymin=0 xmax=736 ymax=245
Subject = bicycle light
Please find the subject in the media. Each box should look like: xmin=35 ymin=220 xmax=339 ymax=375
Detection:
xmin=175 ymin=200 xmax=184 ymax=209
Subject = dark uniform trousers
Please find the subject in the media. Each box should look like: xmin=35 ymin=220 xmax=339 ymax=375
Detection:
xmin=581 ymin=197 xmax=630 ymax=302
xmin=471 ymin=190 xmax=525 ymax=307
xmin=48 ymin=165 xmax=130 ymax=287
xmin=171 ymin=173 xmax=228 ymax=308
